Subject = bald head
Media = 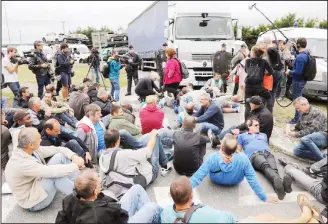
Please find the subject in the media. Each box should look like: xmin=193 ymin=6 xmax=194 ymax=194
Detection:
xmin=74 ymin=169 xmax=99 ymax=199
xmin=182 ymin=116 xmax=196 ymax=129
xmin=170 ymin=176 xmax=193 ymax=206
xmin=221 ymin=134 xmax=238 ymax=155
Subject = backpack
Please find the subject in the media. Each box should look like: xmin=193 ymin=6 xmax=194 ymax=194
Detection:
xmin=267 ymin=47 xmax=283 ymax=71
xmin=302 ymin=52 xmax=317 ymax=81
xmin=101 ymin=149 xmax=147 ymax=199
xmin=245 ymin=60 xmax=262 ymax=85
xmin=173 ymin=58 xmax=189 ymax=79
xmin=101 ymin=64 xmax=109 ymax=78
xmin=174 ymin=205 xmax=204 ymax=223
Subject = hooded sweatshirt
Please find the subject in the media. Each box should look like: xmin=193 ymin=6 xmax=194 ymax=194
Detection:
xmin=190 ymin=152 xmax=267 ymax=202
xmin=140 ymin=104 xmax=164 ymax=134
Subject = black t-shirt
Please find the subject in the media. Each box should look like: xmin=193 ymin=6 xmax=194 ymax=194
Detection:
xmin=173 ymin=129 xmax=210 ymax=176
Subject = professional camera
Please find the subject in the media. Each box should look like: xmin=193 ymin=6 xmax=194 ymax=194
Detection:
xmin=91 ymin=48 xmax=99 ymax=55
xmin=10 ymin=56 xmax=30 ymax=65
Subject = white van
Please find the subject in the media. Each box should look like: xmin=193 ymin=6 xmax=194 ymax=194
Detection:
xmin=257 ymin=27 xmax=327 ymax=101
xmin=68 ymin=44 xmax=90 ymax=64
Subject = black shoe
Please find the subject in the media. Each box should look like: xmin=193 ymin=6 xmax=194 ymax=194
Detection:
xmin=211 ymin=137 xmax=221 ymax=148
xmin=302 ymin=167 xmax=322 ymax=178
xmin=85 ymin=161 xmax=94 ymax=169
xmin=283 ymin=175 xmax=293 ymax=193
xmin=273 ymin=177 xmax=286 ymax=200
xmin=125 ymin=93 xmax=131 ymax=96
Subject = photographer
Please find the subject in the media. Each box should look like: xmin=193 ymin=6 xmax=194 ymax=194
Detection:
xmin=28 ymin=41 xmax=54 ymax=98
xmin=124 ymin=45 xmax=141 ymax=96
xmin=2 ymin=47 xmax=21 ymax=97
xmin=87 ymin=48 xmax=101 ymax=84
xmin=56 ymin=43 xmax=75 ymax=102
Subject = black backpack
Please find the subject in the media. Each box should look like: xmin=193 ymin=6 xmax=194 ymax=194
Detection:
xmin=101 ymin=64 xmax=110 ymax=78
xmin=302 ymin=52 xmax=317 ymax=81
xmin=245 ymin=60 xmax=262 ymax=85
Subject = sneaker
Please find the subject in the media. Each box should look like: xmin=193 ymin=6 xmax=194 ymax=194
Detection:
xmin=302 ymin=167 xmax=323 ymax=178
xmin=287 ymin=119 xmax=297 ymax=124
xmin=161 ymin=163 xmax=172 ymax=177
xmin=2 ymin=183 xmax=12 ymax=194
xmin=283 ymin=175 xmax=293 ymax=193
xmin=125 ymin=93 xmax=131 ymax=96
xmin=273 ymin=177 xmax=286 ymax=200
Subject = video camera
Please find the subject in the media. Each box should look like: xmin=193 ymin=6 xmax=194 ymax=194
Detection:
xmin=10 ymin=56 xmax=30 ymax=65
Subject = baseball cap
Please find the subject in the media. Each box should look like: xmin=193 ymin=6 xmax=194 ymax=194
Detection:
xmin=162 ymin=43 xmax=168 ymax=47
xmin=128 ymin=45 xmax=134 ymax=49
xmin=246 ymin=96 xmax=262 ymax=105
xmin=13 ymin=110 xmax=29 ymax=124
xmin=221 ymin=43 xmax=227 ymax=48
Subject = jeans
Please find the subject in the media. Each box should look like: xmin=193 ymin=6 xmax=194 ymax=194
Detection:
xmin=251 ymin=151 xmax=280 ymax=185
xmin=291 ymin=80 xmax=306 ymax=122
xmin=60 ymin=125 xmax=77 ymax=137
xmin=64 ymin=139 xmax=86 ymax=161
xmin=36 ymin=75 xmax=51 ymax=98
xmin=56 ymin=112 xmax=78 ymax=129
xmin=119 ymin=185 xmax=162 ymax=223
xmin=7 ymin=82 xmax=20 ymax=97
xmin=284 ymin=164 xmax=324 ymax=203
xmin=1 ymin=96 xmax=8 ymax=108
xmin=127 ymin=70 xmax=139 ymax=94
xmin=293 ymin=132 xmax=328 ymax=161
xmin=218 ymin=125 xmax=237 ymax=140
xmin=91 ymin=67 xmax=100 ymax=84
xmin=199 ymin=122 xmax=222 ymax=136
xmin=28 ymin=153 xmax=80 ymax=211
xmin=276 ymin=72 xmax=287 ymax=98
xmin=110 ymin=78 xmax=120 ymax=102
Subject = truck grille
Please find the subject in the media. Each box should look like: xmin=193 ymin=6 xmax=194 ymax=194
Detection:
xmin=192 ymin=54 xmax=213 ymax=61
xmin=193 ymin=68 xmax=213 ymax=77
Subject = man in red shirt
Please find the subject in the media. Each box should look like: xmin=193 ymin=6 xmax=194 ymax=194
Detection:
xmin=140 ymin=95 xmax=164 ymax=134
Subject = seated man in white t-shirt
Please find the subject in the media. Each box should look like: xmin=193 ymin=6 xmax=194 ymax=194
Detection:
xmin=2 ymin=47 xmax=21 ymax=96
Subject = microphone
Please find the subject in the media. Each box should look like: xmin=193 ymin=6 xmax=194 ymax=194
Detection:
xmin=248 ymin=3 xmax=256 ymax=10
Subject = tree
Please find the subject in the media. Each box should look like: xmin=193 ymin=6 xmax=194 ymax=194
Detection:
xmin=304 ymin=18 xmax=317 ymax=28
xmin=319 ymin=20 xmax=328 ymax=29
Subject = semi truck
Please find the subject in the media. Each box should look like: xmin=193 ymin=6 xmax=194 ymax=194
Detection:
xmin=127 ymin=1 xmax=246 ymax=87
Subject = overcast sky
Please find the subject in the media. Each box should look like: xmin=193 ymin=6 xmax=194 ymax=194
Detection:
xmin=2 ymin=1 xmax=327 ymax=44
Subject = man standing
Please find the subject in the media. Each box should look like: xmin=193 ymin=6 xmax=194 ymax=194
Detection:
xmin=28 ymin=41 xmax=54 ymax=98
xmin=285 ymin=37 xmax=309 ymax=124
xmin=276 ymin=40 xmax=291 ymax=100
xmin=156 ymin=43 xmax=168 ymax=90
xmin=2 ymin=46 xmax=21 ymax=97
xmin=87 ymin=48 xmax=101 ymax=84
xmin=213 ymin=43 xmax=232 ymax=93
xmin=125 ymin=45 xmax=141 ymax=96
xmin=56 ymin=43 xmax=75 ymax=102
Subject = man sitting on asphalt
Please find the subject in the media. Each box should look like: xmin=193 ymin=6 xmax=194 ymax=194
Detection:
xmin=140 ymin=95 xmax=164 ymax=135
xmin=194 ymin=93 xmax=224 ymax=148
xmin=68 ymin=84 xmax=90 ymax=121
xmin=219 ymin=96 xmax=273 ymax=142
xmin=201 ymin=73 xmax=223 ymax=98
xmin=178 ymin=83 xmax=206 ymax=113
xmin=40 ymin=119 xmax=93 ymax=167
xmin=175 ymin=102 xmax=195 ymax=129
xmin=76 ymin=103 xmax=106 ymax=163
xmin=173 ymin=116 xmax=210 ymax=176
xmin=237 ymin=117 xmax=292 ymax=200
xmin=161 ymin=176 xmax=235 ymax=223
xmin=135 ymin=72 xmax=162 ymax=102
xmin=5 ymin=127 xmax=84 ymax=211
xmin=190 ymin=134 xmax=278 ymax=203
xmin=93 ymin=88 xmax=112 ymax=117
xmin=99 ymin=129 xmax=172 ymax=187
xmin=27 ymin=97 xmax=50 ymax=132
xmin=13 ymin=87 xmax=34 ymax=108
xmin=45 ymin=84 xmax=59 ymax=101
xmin=109 ymin=104 xmax=142 ymax=138
xmin=55 ymin=170 xmax=162 ymax=223
xmin=215 ymin=95 xmax=240 ymax=114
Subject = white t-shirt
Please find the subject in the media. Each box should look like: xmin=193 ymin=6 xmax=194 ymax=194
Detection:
xmin=2 ymin=56 xmax=18 ymax=83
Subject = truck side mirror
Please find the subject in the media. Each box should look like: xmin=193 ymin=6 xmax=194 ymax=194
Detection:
xmin=236 ymin=28 xmax=242 ymax=40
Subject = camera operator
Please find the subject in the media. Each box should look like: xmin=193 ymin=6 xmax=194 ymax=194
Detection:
xmin=56 ymin=43 xmax=75 ymax=102
xmin=28 ymin=41 xmax=55 ymax=98
xmin=87 ymin=48 xmax=101 ymax=84
xmin=124 ymin=45 xmax=141 ymax=96
xmin=2 ymin=47 xmax=21 ymax=97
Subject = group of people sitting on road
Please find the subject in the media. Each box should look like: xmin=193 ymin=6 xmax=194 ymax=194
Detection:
xmin=1 ymin=36 xmax=327 ymax=223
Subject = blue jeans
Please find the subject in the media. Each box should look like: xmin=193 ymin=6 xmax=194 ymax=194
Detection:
xmin=218 ymin=125 xmax=237 ymax=140
xmin=56 ymin=112 xmax=78 ymax=129
xmin=28 ymin=153 xmax=80 ymax=211
xmin=293 ymin=132 xmax=328 ymax=161
xmin=1 ymin=96 xmax=8 ymax=108
xmin=60 ymin=125 xmax=77 ymax=137
xmin=91 ymin=67 xmax=100 ymax=84
xmin=36 ymin=75 xmax=51 ymax=98
xmin=110 ymin=78 xmax=120 ymax=102
xmin=119 ymin=185 xmax=162 ymax=223
xmin=291 ymin=80 xmax=306 ymax=122
xmin=199 ymin=122 xmax=222 ymax=136
xmin=7 ymin=82 xmax=20 ymax=97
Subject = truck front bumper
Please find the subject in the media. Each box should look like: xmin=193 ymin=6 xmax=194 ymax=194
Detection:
xmin=304 ymin=81 xmax=328 ymax=101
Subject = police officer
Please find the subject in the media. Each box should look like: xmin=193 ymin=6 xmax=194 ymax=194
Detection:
xmin=125 ymin=45 xmax=141 ymax=96
xmin=156 ymin=43 xmax=168 ymax=91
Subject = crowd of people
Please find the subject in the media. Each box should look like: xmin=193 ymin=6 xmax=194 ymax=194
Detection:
xmin=1 ymin=35 xmax=327 ymax=223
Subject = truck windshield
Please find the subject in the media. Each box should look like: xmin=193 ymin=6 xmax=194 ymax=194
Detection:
xmin=175 ymin=16 xmax=233 ymax=39
xmin=307 ymin=38 xmax=327 ymax=59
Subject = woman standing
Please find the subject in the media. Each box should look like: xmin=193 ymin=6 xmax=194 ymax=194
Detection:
xmin=163 ymin=48 xmax=182 ymax=102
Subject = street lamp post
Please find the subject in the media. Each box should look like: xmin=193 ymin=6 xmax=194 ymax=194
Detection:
xmin=61 ymin=21 xmax=66 ymax=34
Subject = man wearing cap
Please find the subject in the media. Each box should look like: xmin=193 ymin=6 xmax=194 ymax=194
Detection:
xmin=156 ymin=43 xmax=168 ymax=90
xmin=218 ymin=96 xmax=273 ymax=142
xmin=213 ymin=43 xmax=232 ymax=94
xmin=124 ymin=45 xmax=141 ymax=96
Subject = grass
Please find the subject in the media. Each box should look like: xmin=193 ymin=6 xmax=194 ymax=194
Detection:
xmin=2 ymin=63 xmax=127 ymax=105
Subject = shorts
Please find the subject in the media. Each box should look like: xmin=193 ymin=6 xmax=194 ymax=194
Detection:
xmin=60 ymin=72 xmax=71 ymax=87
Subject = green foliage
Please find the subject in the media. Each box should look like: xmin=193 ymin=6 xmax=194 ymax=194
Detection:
xmin=319 ymin=20 xmax=328 ymax=29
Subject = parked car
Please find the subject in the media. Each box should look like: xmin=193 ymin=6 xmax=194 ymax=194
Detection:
xmin=64 ymin=34 xmax=90 ymax=45
xmin=42 ymin=33 xmax=66 ymax=43
xmin=109 ymin=32 xmax=128 ymax=42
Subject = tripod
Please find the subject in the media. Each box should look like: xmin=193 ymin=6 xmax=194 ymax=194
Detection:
xmin=85 ymin=55 xmax=107 ymax=90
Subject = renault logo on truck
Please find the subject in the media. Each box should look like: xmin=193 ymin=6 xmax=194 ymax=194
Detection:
xmin=203 ymin=61 xmax=207 ymax=67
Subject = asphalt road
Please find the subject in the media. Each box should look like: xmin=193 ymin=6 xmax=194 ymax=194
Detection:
xmin=2 ymin=71 xmax=325 ymax=223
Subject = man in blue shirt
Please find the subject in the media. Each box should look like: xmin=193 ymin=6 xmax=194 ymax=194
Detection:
xmin=285 ymin=37 xmax=309 ymax=124
xmin=161 ymin=176 xmax=235 ymax=223
xmin=190 ymin=134 xmax=278 ymax=203
xmin=237 ymin=117 xmax=293 ymax=200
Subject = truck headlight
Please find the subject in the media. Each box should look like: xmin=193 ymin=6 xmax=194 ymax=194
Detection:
xmin=313 ymin=71 xmax=325 ymax=82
